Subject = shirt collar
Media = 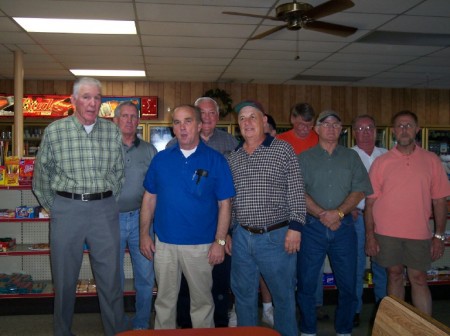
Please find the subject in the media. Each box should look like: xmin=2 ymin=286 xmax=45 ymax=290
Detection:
xmin=236 ymin=134 xmax=274 ymax=150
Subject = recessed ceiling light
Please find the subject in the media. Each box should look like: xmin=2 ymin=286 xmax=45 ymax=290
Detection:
xmin=70 ymin=70 xmax=146 ymax=77
xmin=13 ymin=17 xmax=136 ymax=34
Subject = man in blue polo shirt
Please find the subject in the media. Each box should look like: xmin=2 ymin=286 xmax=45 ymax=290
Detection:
xmin=139 ymin=104 xmax=235 ymax=329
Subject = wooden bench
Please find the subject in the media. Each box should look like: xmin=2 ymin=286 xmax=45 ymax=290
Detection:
xmin=372 ymin=295 xmax=450 ymax=335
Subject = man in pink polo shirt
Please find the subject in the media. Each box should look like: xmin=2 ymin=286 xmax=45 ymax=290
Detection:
xmin=365 ymin=110 xmax=450 ymax=315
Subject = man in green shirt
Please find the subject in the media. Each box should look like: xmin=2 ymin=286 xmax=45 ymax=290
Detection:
xmin=297 ymin=110 xmax=372 ymax=336
xmin=33 ymin=77 xmax=126 ymax=336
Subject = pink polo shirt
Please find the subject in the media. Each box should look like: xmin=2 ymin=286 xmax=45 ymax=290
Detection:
xmin=368 ymin=145 xmax=450 ymax=239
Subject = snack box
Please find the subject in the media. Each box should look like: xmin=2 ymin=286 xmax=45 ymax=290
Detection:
xmin=0 ymin=238 xmax=16 ymax=252
xmin=0 ymin=209 xmax=15 ymax=218
xmin=19 ymin=157 xmax=35 ymax=186
xmin=15 ymin=206 xmax=40 ymax=219
xmin=323 ymin=273 xmax=335 ymax=286
xmin=5 ymin=156 xmax=20 ymax=186
xmin=0 ymin=166 xmax=5 ymax=185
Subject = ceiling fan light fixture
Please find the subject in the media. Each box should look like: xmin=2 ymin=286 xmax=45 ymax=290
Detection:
xmin=224 ymin=0 xmax=357 ymax=40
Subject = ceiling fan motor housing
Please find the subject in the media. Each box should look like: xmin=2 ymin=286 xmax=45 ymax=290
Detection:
xmin=276 ymin=2 xmax=313 ymax=30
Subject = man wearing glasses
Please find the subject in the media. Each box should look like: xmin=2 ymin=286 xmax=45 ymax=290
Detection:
xmin=297 ymin=110 xmax=373 ymax=336
xmin=365 ymin=110 xmax=449 ymax=316
xmin=351 ymin=115 xmax=388 ymax=326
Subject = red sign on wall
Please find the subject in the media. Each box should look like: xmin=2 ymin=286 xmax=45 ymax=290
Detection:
xmin=23 ymin=95 xmax=73 ymax=117
xmin=0 ymin=95 xmax=158 ymax=119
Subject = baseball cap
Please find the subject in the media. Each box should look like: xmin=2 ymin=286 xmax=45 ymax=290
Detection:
xmin=316 ymin=110 xmax=341 ymax=124
xmin=234 ymin=100 xmax=265 ymax=114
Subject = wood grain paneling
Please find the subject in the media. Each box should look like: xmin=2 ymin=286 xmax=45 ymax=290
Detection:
xmin=1 ymin=79 xmax=449 ymax=127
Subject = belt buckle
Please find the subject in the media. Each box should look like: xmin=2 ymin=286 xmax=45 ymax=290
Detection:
xmin=81 ymin=193 xmax=89 ymax=202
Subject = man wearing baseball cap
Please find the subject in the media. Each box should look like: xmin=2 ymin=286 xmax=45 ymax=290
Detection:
xmin=228 ymin=100 xmax=306 ymax=336
xmin=296 ymin=110 xmax=373 ymax=336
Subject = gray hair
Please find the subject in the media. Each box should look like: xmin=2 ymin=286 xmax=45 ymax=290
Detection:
xmin=72 ymin=77 xmax=102 ymax=97
xmin=194 ymin=97 xmax=219 ymax=114
xmin=114 ymin=100 xmax=139 ymax=118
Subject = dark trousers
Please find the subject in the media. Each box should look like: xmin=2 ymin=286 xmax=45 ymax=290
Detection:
xmin=177 ymin=254 xmax=231 ymax=328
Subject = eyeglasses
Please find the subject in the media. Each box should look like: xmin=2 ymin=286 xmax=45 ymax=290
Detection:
xmin=319 ymin=122 xmax=342 ymax=129
xmin=395 ymin=123 xmax=416 ymax=130
xmin=354 ymin=125 xmax=375 ymax=132
xmin=296 ymin=121 xmax=314 ymax=129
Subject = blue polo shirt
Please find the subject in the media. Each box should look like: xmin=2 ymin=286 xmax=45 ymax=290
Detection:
xmin=143 ymin=141 xmax=235 ymax=245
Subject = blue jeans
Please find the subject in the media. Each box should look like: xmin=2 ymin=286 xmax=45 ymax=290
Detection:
xmin=231 ymin=224 xmax=297 ymax=336
xmin=354 ymin=212 xmax=366 ymax=314
xmin=314 ymin=262 xmax=325 ymax=306
xmin=372 ymin=260 xmax=387 ymax=303
xmin=297 ymin=214 xmax=356 ymax=335
xmin=120 ymin=210 xmax=155 ymax=329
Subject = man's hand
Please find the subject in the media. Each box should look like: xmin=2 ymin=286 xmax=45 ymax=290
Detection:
xmin=225 ymin=234 xmax=232 ymax=256
xmin=319 ymin=210 xmax=341 ymax=231
xmin=285 ymin=229 xmax=301 ymax=254
xmin=431 ymin=238 xmax=445 ymax=261
xmin=208 ymin=242 xmax=225 ymax=265
xmin=365 ymin=234 xmax=379 ymax=257
xmin=140 ymin=234 xmax=155 ymax=261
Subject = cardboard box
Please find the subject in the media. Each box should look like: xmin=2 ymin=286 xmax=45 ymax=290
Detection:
xmin=19 ymin=157 xmax=35 ymax=186
xmin=323 ymin=273 xmax=335 ymax=286
xmin=0 ymin=238 xmax=16 ymax=252
xmin=15 ymin=206 xmax=40 ymax=219
xmin=0 ymin=209 xmax=15 ymax=218
xmin=5 ymin=156 xmax=19 ymax=186
xmin=0 ymin=166 xmax=5 ymax=186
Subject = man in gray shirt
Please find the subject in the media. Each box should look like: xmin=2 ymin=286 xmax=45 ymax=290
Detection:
xmin=114 ymin=101 xmax=157 ymax=330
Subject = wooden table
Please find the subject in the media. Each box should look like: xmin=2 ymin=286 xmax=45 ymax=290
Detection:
xmin=117 ymin=326 xmax=280 ymax=336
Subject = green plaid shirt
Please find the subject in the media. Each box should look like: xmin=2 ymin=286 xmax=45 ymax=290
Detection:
xmin=33 ymin=115 xmax=124 ymax=210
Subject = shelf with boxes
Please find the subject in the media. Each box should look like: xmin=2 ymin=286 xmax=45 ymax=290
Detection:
xmin=0 ymin=278 xmax=140 ymax=299
xmin=0 ymin=186 xmax=138 ymax=299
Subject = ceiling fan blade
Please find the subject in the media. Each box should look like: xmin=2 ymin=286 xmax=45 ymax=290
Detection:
xmin=249 ymin=24 xmax=288 ymax=40
xmin=305 ymin=0 xmax=355 ymax=20
xmin=222 ymin=11 xmax=279 ymax=21
xmin=303 ymin=20 xmax=357 ymax=37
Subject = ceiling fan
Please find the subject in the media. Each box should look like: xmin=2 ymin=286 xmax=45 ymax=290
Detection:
xmin=223 ymin=0 xmax=357 ymax=40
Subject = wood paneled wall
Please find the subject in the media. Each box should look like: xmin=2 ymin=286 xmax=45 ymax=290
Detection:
xmin=1 ymin=79 xmax=449 ymax=126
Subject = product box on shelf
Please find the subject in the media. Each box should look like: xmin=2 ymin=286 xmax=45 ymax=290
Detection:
xmin=5 ymin=156 xmax=20 ymax=186
xmin=0 ymin=273 xmax=46 ymax=294
xmin=0 ymin=237 xmax=16 ymax=252
xmin=19 ymin=157 xmax=35 ymax=186
xmin=15 ymin=206 xmax=40 ymax=219
xmin=0 ymin=209 xmax=15 ymax=218
xmin=0 ymin=166 xmax=5 ymax=185
xmin=323 ymin=273 xmax=335 ymax=286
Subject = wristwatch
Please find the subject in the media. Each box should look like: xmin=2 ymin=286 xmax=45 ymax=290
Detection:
xmin=337 ymin=208 xmax=345 ymax=220
xmin=216 ymin=239 xmax=226 ymax=246
xmin=433 ymin=233 xmax=446 ymax=242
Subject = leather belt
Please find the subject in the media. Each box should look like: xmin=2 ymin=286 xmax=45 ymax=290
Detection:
xmin=241 ymin=221 xmax=289 ymax=234
xmin=56 ymin=190 xmax=113 ymax=202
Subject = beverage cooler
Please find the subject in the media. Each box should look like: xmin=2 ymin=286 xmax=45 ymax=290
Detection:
xmin=425 ymin=127 xmax=450 ymax=180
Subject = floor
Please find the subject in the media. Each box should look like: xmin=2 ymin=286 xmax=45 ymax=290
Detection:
xmin=0 ymin=300 xmax=449 ymax=336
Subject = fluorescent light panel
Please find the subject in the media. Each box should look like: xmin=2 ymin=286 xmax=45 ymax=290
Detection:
xmin=70 ymin=70 xmax=146 ymax=77
xmin=13 ymin=17 xmax=136 ymax=34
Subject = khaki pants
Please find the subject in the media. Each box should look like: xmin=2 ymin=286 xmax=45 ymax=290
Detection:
xmin=154 ymin=236 xmax=214 ymax=329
